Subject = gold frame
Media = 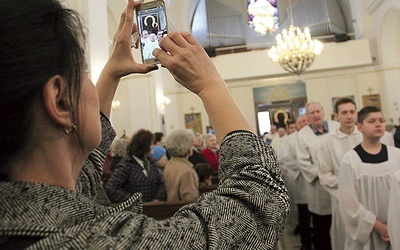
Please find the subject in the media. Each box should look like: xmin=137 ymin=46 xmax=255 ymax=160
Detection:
xmin=362 ymin=94 xmax=381 ymax=109
xmin=184 ymin=113 xmax=203 ymax=134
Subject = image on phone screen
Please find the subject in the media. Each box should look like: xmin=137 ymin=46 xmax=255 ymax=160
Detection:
xmin=136 ymin=2 xmax=168 ymax=64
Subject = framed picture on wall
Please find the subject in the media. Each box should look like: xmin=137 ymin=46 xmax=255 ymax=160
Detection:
xmin=184 ymin=113 xmax=203 ymax=134
xmin=362 ymin=94 xmax=381 ymax=109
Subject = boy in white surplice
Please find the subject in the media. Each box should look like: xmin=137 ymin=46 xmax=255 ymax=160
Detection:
xmin=339 ymin=106 xmax=400 ymax=250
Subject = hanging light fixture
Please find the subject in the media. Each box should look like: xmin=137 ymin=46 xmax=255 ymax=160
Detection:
xmin=268 ymin=0 xmax=323 ymax=75
xmin=247 ymin=0 xmax=277 ymax=35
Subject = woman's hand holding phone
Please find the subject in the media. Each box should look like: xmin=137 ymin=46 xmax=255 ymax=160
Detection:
xmin=154 ymin=32 xmax=223 ymax=95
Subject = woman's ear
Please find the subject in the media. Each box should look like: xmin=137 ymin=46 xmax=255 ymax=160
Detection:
xmin=42 ymin=75 xmax=72 ymax=127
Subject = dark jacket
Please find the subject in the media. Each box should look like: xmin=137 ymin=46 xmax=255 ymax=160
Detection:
xmin=105 ymin=155 xmax=166 ymax=203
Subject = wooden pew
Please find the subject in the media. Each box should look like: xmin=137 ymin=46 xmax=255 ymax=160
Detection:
xmin=108 ymin=184 xmax=217 ymax=220
xmin=109 ymin=200 xmax=194 ymax=220
xmin=139 ymin=184 xmax=217 ymax=219
xmin=198 ymin=184 xmax=218 ymax=195
xmin=142 ymin=200 xmax=194 ymax=220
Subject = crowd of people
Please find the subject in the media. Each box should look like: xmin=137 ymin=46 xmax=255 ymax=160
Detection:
xmin=102 ymin=128 xmax=220 ymax=204
xmin=102 ymin=96 xmax=400 ymax=250
xmin=269 ymin=98 xmax=400 ymax=250
xmin=140 ymin=28 xmax=167 ymax=60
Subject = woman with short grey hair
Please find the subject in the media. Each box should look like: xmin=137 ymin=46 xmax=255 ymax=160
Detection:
xmin=165 ymin=129 xmax=194 ymax=158
xmin=163 ymin=129 xmax=199 ymax=201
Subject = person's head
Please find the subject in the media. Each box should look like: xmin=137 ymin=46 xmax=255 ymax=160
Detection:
xmin=149 ymin=33 xmax=157 ymax=42
xmin=195 ymin=163 xmax=214 ymax=186
xmin=295 ymin=114 xmax=309 ymax=131
xmin=306 ymin=102 xmax=325 ymax=128
xmin=334 ymin=97 xmax=357 ymax=131
xmin=151 ymin=145 xmax=168 ymax=168
xmin=193 ymin=133 xmax=203 ymax=149
xmin=277 ymin=127 xmax=286 ymax=137
xmin=287 ymin=122 xmax=296 ymax=134
xmin=127 ymin=129 xmax=154 ymax=160
xmin=270 ymin=125 xmax=277 ymax=134
xmin=142 ymin=29 xmax=149 ymax=38
xmin=157 ymin=30 xmax=164 ymax=40
xmin=0 ymin=0 xmax=100 ymax=172
xmin=165 ymin=129 xmax=194 ymax=158
xmin=153 ymin=132 xmax=165 ymax=146
xmin=205 ymin=134 xmax=218 ymax=150
xmin=357 ymin=106 xmax=385 ymax=140
xmin=111 ymin=137 xmax=130 ymax=157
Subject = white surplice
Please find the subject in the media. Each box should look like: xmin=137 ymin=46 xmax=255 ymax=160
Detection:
xmin=279 ymin=132 xmax=308 ymax=205
xmin=277 ymin=134 xmax=298 ymax=224
xmin=339 ymin=145 xmax=400 ymax=250
xmin=317 ymin=127 xmax=362 ymax=250
xmin=296 ymin=120 xmax=339 ymax=215
xmin=388 ymin=170 xmax=400 ymax=250
xmin=271 ymin=134 xmax=287 ymax=151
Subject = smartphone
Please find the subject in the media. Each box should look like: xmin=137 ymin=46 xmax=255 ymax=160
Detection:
xmin=136 ymin=0 xmax=168 ymax=64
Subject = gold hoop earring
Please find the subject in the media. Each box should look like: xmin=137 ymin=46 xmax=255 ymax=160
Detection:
xmin=64 ymin=124 xmax=77 ymax=135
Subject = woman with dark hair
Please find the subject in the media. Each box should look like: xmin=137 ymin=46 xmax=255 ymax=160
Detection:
xmin=154 ymin=131 xmax=171 ymax=159
xmin=129 ymin=129 xmax=153 ymax=158
xmin=153 ymin=132 xmax=165 ymax=146
xmin=195 ymin=163 xmax=214 ymax=187
xmin=0 ymin=0 xmax=289 ymax=248
xmin=105 ymin=129 xmax=166 ymax=202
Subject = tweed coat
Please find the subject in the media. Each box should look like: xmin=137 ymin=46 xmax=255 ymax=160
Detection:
xmin=0 ymin=115 xmax=289 ymax=249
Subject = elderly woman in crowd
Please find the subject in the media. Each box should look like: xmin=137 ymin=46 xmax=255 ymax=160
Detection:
xmin=163 ymin=129 xmax=199 ymax=201
xmin=109 ymin=136 xmax=130 ymax=172
xmin=201 ymin=133 xmax=220 ymax=171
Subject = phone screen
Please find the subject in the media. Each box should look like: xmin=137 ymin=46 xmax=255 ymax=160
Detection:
xmin=136 ymin=1 xmax=168 ymax=64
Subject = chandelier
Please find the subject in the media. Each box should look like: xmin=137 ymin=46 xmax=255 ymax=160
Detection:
xmin=268 ymin=1 xmax=323 ymax=75
xmin=247 ymin=0 xmax=278 ymax=35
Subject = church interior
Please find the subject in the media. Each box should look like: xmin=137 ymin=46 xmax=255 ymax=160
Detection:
xmin=2 ymin=1 xmax=397 ymax=248
xmin=66 ymin=0 xmax=400 ymax=138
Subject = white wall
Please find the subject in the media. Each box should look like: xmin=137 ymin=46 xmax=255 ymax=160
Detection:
xmin=208 ymin=39 xmax=373 ymax=81
xmin=161 ymin=38 xmax=379 ymax=135
xmin=164 ymin=66 xmax=387 ymax=136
